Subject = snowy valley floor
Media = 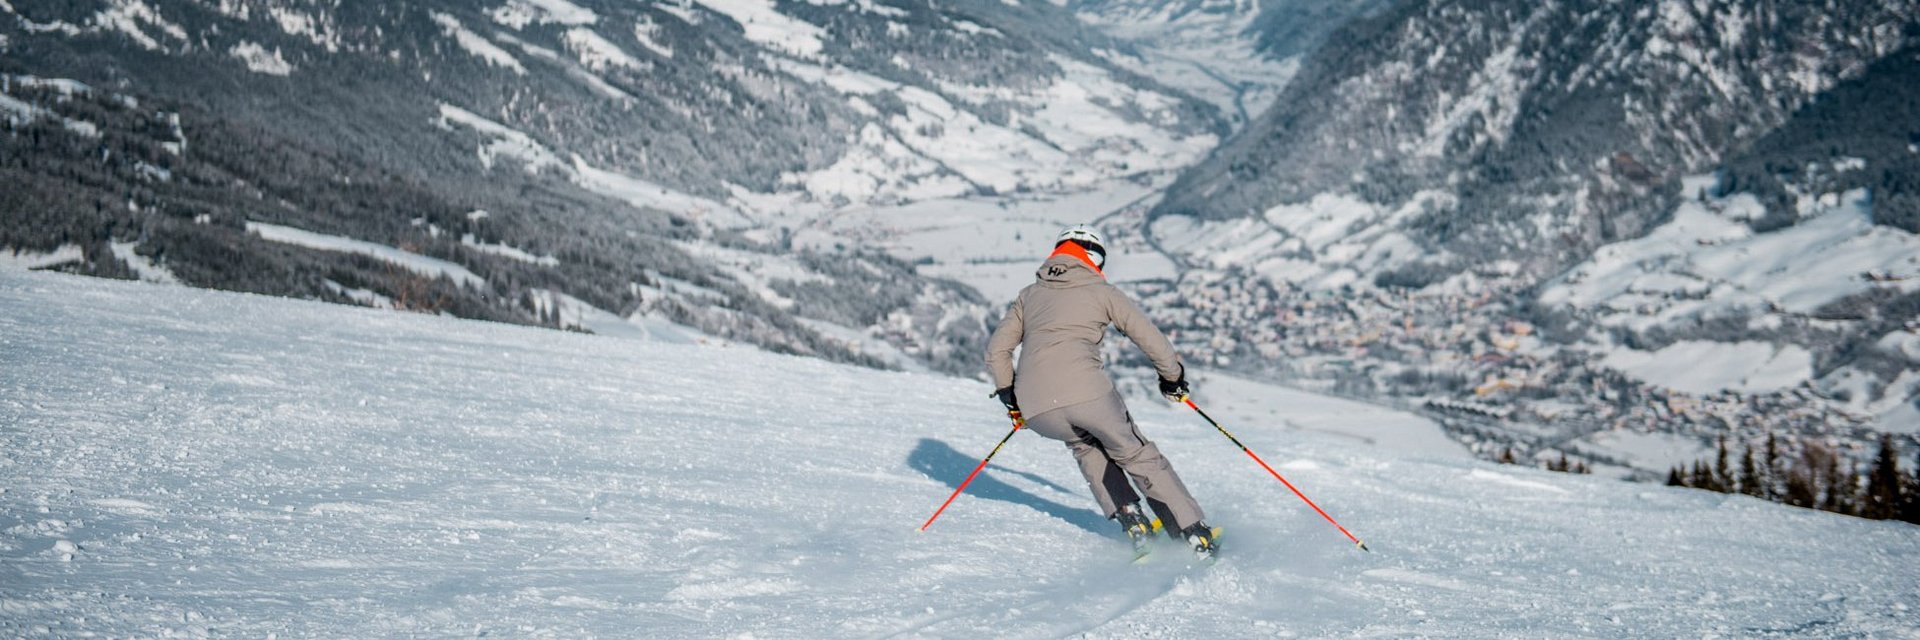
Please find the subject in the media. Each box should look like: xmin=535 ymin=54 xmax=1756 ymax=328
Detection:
xmin=2 ymin=270 xmax=1917 ymax=638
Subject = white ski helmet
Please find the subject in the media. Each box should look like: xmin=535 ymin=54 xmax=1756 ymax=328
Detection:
xmin=1055 ymin=225 xmax=1106 ymax=268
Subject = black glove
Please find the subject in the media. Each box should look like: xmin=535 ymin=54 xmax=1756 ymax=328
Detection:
xmin=992 ymin=386 xmax=1019 ymax=412
xmin=1158 ymin=370 xmax=1190 ymax=402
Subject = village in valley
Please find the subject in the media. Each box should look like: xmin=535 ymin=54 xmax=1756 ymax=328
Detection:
xmin=1131 ymin=262 xmax=1891 ymax=484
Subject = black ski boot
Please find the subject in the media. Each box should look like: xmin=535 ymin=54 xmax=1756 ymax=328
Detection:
xmin=1115 ymin=503 xmax=1155 ymax=559
xmin=1180 ymin=521 xmax=1220 ymax=561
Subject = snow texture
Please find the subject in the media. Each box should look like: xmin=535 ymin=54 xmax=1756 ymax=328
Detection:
xmin=3 ymin=268 xmax=1917 ymax=637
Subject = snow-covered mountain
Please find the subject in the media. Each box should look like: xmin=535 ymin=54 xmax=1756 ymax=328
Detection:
xmin=6 ymin=268 xmax=1918 ymax=637
xmin=0 ymin=0 xmax=1254 ymax=375
xmin=1157 ymin=0 xmax=1916 ymax=281
xmin=1129 ymin=1 xmax=1920 ymax=474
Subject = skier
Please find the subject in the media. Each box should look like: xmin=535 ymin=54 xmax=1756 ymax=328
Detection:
xmin=985 ymin=225 xmax=1217 ymax=558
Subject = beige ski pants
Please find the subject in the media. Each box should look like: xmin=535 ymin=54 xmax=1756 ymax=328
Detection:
xmin=1022 ymin=391 xmax=1205 ymax=531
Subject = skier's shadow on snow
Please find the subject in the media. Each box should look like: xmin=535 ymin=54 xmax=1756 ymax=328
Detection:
xmin=909 ymin=438 xmax=1112 ymax=537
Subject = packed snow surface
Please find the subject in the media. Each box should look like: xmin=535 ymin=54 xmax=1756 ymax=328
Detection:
xmin=3 ymin=269 xmax=1918 ymax=637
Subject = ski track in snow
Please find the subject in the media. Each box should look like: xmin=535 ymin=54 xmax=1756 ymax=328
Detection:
xmin=2 ymin=269 xmax=1918 ymax=637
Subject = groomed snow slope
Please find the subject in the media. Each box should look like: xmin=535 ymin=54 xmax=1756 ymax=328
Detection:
xmin=2 ymin=269 xmax=1917 ymax=638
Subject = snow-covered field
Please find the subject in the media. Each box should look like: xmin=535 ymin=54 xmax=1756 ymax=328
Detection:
xmin=4 ymin=269 xmax=1918 ymax=637
xmin=808 ymin=178 xmax=1179 ymax=305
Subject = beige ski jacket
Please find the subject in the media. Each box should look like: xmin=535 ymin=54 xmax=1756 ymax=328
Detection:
xmin=985 ymin=253 xmax=1184 ymax=418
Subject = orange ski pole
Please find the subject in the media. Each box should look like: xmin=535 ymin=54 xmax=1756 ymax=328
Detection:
xmin=918 ymin=411 xmax=1024 ymax=532
xmin=1182 ymin=396 xmax=1369 ymax=552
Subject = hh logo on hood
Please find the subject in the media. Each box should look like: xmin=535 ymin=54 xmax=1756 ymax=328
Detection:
xmin=1046 ymin=265 xmax=1069 ymax=277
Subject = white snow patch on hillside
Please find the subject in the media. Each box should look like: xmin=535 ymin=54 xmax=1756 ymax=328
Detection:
xmin=526 ymin=288 xmax=708 ymax=343
xmin=1543 ymin=188 xmax=1920 ymax=324
xmin=771 ymin=58 xmax=897 ymax=95
xmin=772 ymin=50 xmax=1207 ymax=207
xmin=631 ymin=16 xmax=673 ymax=58
xmin=816 ymin=178 xmax=1168 ymax=304
xmin=435 ymin=103 xmax=743 ymax=225
xmin=0 ymin=92 xmax=43 ymax=123
xmin=60 ymin=117 xmax=99 ymax=137
xmin=1602 ymin=340 xmax=1813 ymax=395
xmin=782 ymin=122 xmax=969 ymax=205
xmin=949 ymin=19 xmax=1000 ymax=36
xmin=490 ymin=33 xmax=633 ymax=99
xmin=269 ymin=6 xmax=338 ymax=52
xmin=435 ymin=103 xmax=561 ymax=172
xmin=1155 ymin=191 xmax=1451 ymax=292
xmin=800 ymin=0 xmax=907 ymax=17
xmin=0 ymin=244 xmax=84 ymax=271
xmin=798 ymin=317 xmax=930 ymax=373
xmin=90 ymin=0 xmax=186 ymax=51
xmin=322 ymin=279 xmax=394 ymax=309
xmin=2 ymin=75 xmax=111 ymax=139
xmin=569 ymin=156 xmax=748 ymax=227
xmin=229 ymin=41 xmax=294 ymax=76
xmin=108 ymin=241 xmax=180 ymax=285
xmin=655 ymin=1 xmax=701 ymax=25
xmin=489 ymin=0 xmax=598 ymax=29
xmin=1880 ymin=329 xmax=1920 ymax=364
xmin=669 ymin=240 xmax=824 ymax=309
xmin=10 ymin=74 xmax=92 ymax=96
xmin=931 ymin=56 xmax=1215 ymax=184
xmin=431 ymin=12 xmax=526 ymax=74
xmin=1571 ymin=429 xmax=1712 ymax=475
xmin=461 ymin=235 xmax=558 ymax=267
xmin=694 ymin=0 xmax=826 ymax=57
xmin=246 ymin=222 xmax=485 ymax=289
xmin=4 ymin=268 xmax=1917 ymax=637
xmin=562 ymin=28 xmax=644 ymax=71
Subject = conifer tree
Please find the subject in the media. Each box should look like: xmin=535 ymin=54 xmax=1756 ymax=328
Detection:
xmin=1820 ymin=451 xmax=1850 ymax=515
xmin=1738 ymin=442 xmax=1762 ymax=497
xmin=1904 ymin=451 xmax=1920 ymax=525
xmin=1667 ymin=466 xmax=1685 ymax=487
xmin=1841 ymin=466 xmax=1866 ymax=517
xmin=1691 ymin=460 xmax=1714 ymax=492
xmin=1865 ymin=434 xmax=1903 ymax=520
xmin=1785 ymin=464 xmax=1816 ymax=508
xmin=1714 ymin=437 xmax=1732 ymax=494
xmin=1763 ymin=432 xmax=1782 ymax=500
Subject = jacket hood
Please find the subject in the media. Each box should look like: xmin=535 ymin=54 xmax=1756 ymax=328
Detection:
xmin=1035 ymin=254 xmax=1104 ymax=288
